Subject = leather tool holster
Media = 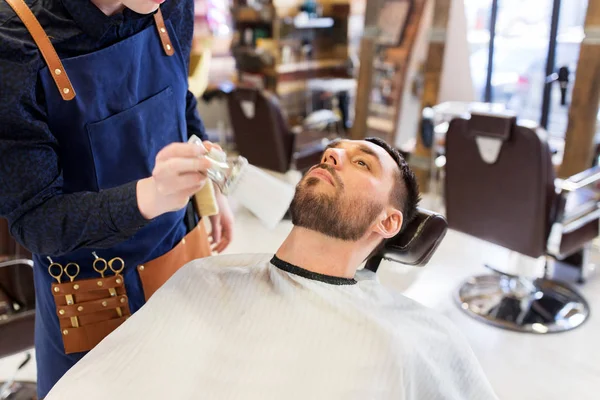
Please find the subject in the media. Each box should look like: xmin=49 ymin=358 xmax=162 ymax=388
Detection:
xmin=52 ymin=222 xmax=211 ymax=354
xmin=52 ymin=275 xmax=130 ymax=354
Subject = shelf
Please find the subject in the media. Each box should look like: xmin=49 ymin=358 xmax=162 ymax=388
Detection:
xmin=231 ymin=1 xmax=353 ymax=105
xmin=277 ymin=81 xmax=307 ymax=95
xmin=236 ymin=19 xmax=273 ymax=25
xmin=233 ymin=6 xmax=275 ymax=24
xmin=276 ymin=59 xmax=346 ymax=74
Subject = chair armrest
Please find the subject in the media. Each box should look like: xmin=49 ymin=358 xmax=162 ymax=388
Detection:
xmin=555 ymin=165 xmax=600 ymax=192
xmin=553 ymin=165 xmax=600 ymax=224
xmin=547 ymin=210 xmax=600 ymax=259
xmin=0 ymin=256 xmax=35 ymax=315
xmin=0 ymin=308 xmax=36 ymax=357
xmin=0 ymin=257 xmax=34 ymax=270
xmin=548 ymin=167 xmax=600 ymax=258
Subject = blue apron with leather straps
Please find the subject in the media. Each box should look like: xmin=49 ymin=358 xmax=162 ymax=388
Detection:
xmin=33 ymin=16 xmax=189 ymax=398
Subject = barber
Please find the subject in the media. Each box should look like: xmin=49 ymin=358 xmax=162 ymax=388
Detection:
xmin=0 ymin=0 xmax=233 ymax=397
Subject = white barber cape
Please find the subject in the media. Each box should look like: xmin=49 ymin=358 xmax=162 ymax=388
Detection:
xmin=47 ymin=254 xmax=497 ymax=400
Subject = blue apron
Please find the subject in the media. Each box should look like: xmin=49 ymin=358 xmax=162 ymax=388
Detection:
xmin=34 ymin=18 xmax=189 ymax=398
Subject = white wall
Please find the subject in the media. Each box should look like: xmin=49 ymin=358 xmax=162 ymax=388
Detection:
xmin=439 ymin=0 xmax=475 ymax=102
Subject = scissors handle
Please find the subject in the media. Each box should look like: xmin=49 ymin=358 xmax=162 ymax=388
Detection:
xmin=64 ymin=263 xmax=80 ymax=282
xmin=108 ymin=257 xmax=125 ymax=275
xmin=47 ymin=262 xmax=63 ymax=284
xmin=92 ymin=258 xmax=108 ymax=278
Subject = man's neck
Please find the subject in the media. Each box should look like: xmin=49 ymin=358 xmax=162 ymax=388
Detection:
xmin=275 ymin=227 xmax=372 ymax=279
xmin=91 ymin=0 xmax=125 ymax=16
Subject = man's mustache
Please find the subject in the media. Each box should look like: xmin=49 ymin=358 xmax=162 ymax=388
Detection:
xmin=307 ymin=164 xmax=343 ymax=189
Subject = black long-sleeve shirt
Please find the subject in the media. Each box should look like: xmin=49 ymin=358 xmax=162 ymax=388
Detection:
xmin=0 ymin=0 xmax=207 ymax=256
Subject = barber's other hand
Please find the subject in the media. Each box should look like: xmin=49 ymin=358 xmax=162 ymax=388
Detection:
xmin=208 ymin=190 xmax=234 ymax=253
xmin=137 ymin=142 xmax=217 ymax=220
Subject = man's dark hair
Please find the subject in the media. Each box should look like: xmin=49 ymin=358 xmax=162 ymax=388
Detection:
xmin=364 ymin=137 xmax=420 ymax=231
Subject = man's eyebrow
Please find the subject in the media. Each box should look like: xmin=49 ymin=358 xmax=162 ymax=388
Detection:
xmin=325 ymin=141 xmax=382 ymax=167
xmin=356 ymin=144 xmax=379 ymax=160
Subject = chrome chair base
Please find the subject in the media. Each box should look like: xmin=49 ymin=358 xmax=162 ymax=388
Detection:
xmin=456 ymin=273 xmax=589 ymax=333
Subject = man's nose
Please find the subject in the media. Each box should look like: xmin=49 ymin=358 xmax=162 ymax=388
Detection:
xmin=322 ymin=148 xmax=343 ymax=169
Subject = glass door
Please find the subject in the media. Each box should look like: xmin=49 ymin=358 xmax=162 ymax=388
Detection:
xmin=464 ymin=0 xmax=495 ymax=101
xmin=493 ymin=0 xmax=554 ymax=125
xmin=465 ymin=0 xmax=595 ymax=139
xmin=465 ymin=0 xmax=555 ymax=108
xmin=543 ymin=0 xmax=589 ymax=138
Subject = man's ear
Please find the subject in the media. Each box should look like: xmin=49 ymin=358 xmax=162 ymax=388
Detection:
xmin=373 ymin=208 xmax=403 ymax=239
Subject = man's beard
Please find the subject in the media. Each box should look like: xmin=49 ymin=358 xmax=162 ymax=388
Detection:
xmin=290 ymin=165 xmax=384 ymax=241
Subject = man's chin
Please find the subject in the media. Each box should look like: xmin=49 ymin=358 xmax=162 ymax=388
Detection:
xmin=290 ymin=187 xmax=384 ymax=242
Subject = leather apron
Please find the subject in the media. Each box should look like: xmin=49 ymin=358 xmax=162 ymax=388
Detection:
xmin=3 ymin=0 xmax=211 ymax=397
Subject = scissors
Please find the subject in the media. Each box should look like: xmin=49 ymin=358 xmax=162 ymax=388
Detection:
xmin=47 ymin=257 xmax=80 ymax=284
xmin=92 ymin=252 xmax=125 ymax=317
xmin=47 ymin=257 xmax=80 ymax=328
xmin=92 ymin=252 xmax=125 ymax=278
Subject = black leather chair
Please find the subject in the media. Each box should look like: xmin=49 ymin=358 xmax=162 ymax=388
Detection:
xmin=0 ymin=219 xmax=37 ymax=399
xmin=365 ymin=208 xmax=449 ymax=272
xmin=444 ymin=112 xmax=600 ymax=333
xmin=226 ymin=87 xmax=336 ymax=173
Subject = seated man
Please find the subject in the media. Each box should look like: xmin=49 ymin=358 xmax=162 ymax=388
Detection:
xmin=47 ymin=138 xmax=497 ymax=400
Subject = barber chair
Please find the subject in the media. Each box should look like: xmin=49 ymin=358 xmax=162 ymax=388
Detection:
xmin=444 ymin=112 xmax=600 ymax=333
xmin=0 ymin=219 xmax=36 ymax=399
xmin=226 ymin=87 xmax=336 ymax=173
xmin=365 ymin=208 xmax=448 ymax=272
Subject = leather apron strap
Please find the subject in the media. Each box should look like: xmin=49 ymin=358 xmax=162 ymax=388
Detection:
xmin=5 ymin=0 xmax=75 ymax=101
xmin=4 ymin=0 xmax=174 ymax=101
xmin=152 ymin=8 xmax=175 ymax=57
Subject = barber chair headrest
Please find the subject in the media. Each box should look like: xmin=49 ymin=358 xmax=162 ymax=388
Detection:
xmin=467 ymin=112 xmax=516 ymax=141
xmin=366 ymin=209 xmax=448 ymax=272
xmin=466 ymin=112 xmax=517 ymax=164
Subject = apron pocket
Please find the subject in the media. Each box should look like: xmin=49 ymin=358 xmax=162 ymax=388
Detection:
xmin=86 ymin=85 xmax=178 ymax=190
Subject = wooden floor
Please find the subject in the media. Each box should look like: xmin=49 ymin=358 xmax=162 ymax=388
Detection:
xmin=2 ymin=201 xmax=599 ymax=399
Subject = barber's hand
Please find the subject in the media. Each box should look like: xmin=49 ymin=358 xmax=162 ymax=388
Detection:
xmin=208 ymin=190 xmax=234 ymax=253
xmin=137 ymin=141 xmax=218 ymax=220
